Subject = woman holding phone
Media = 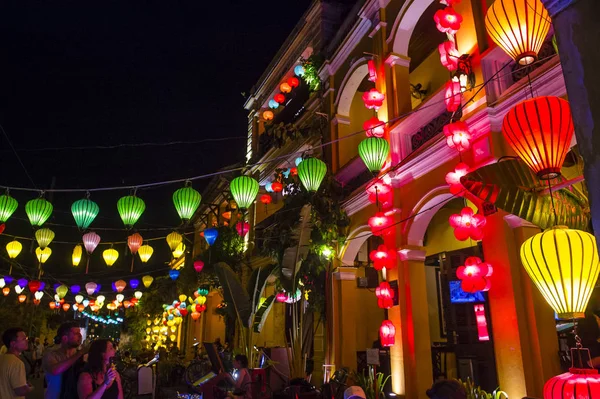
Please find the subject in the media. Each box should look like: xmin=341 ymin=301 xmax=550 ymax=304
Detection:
xmin=77 ymin=339 xmax=123 ymax=399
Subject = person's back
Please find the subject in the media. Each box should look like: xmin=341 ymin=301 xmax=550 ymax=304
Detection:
xmin=426 ymin=379 xmax=467 ymax=399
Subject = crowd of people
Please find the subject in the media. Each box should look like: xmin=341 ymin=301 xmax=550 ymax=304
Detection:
xmin=0 ymin=322 xmax=123 ymax=399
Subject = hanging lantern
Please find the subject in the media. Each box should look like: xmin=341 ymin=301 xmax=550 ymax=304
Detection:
xmin=117 ymin=195 xmax=146 ymax=228
xmin=18 ymin=294 xmax=26 ymax=303
xmin=443 ymin=121 xmax=472 ymax=152
xmin=142 ymin=275 xmax=154 ymax=288
xmin=268 ymin=100 xmax=279 ymax=109
xmin=0 ymin=278 xmax=5 ymax=288
xmin=129 ymin=279 xmax=139 ymax=289
xmin=236 ymin=221 xmax=249 ymax=237
xmin=445 ymin=163 xmax=470 ymax=196
xmin=456 ymin=257 xmax=493 ymax=293
xmin=449 ymin=207 xmax=486 ymax=241
xmin=379 ymin=320 xmax=396 ymax=347
xmin=49 ymin=301 xmax=57 ymax=309
xmin=358 ymin=138 xmax=389 ymax=173
xmin=34 ymin=291 xmax=43 ymax=301
xmin=35 ymin=228 xmax=55 ymax=249
xmin=138 ymin=244 xmax=154 ymax=263
xmin=276 ymin=292 xmax=287 ymax=303
xmin=290 ymin=167 xmax=298 ymax=176
xmin=287 ymin=76 xmax=300 ymax=88
xmin=368 ymin=212 xmax=394 ymax=236
xmin=103 ymin=248 xmax=119 ymax=267
xmin=0 ymin=194 xmax=18 ymax=223
xmin=56 ymin=285 xmax=68 ymax=299
xmin=114 ymin=280 xmax=126 ymax=293
xmin=485 ymin=0 xmax=551 ymax=65
xmin=96 ymin=295 xmax=106 ymax=304
xmin=376 ymin=282 xmax=395 ymax=309
xmin=191 ymin=311 xmax=201 ymax=321
xmin=173 ymin=185 xmax=202 ymax=222
xmin=74 ymin=295 xmax=83 ymax=304
xmin=17 ymin=279 xmax=27 ymax=289
xmin=271 ymin=182 xmax=283 ymax=193
xmin=62 ymin=303 xmax=70 ymax=312
xmin=2 ymin=287 xmax=9 ymax=296
xmin=260 ymin=194 xmax=272 ymax=206
xmin=444 ymin=81 xmax=462 ymax=113
xmin=194 ymin=260 xmax=204 ymax=273
xmin=127 ymin=233 xmax=143 ymax=255
xmin=166 ymin=231 xmax=183 ymax=251
xmin=369 ymin=244 xmax=397 ymax=271
xmin=6 ymin=240 xmax=22 ymax=259
xmin=25 ymin=197 xmax=53 ymax=227
xmin=133 ymin=291 xmax=142 ymax=300
xmin=297 ymin=158 xmax=327 ymax=192
xmin=28 ymin=280 xmax=41 ymax=293
xmin=72 ymin=244 xmax=83 ymax=267
xmin=83 ymin=232 xmax=101 ymax=254
xmin=502 ymin=96 xmax=574 ymax=179
xmin=362 ymin=88 xmax=385 ymax=110
xmin=230 ymin=176 xmax=259 ymax=210
xmin=3 ymin=276 xmax=13 ymax=285
xmin=363 ymin=117 xmax=386 ymax=138
xmin=71 ymin=197 xmax=100 ymax=230
xmin=544 ymin=352 xmax=600 ymax=398
xmin=367 ymin=59 xmax=378 ymax=82
xmin=294 ymin=65 xmax=305 ymax=77
xmin=203 ymin=228 xmax=218 ymax=246
xmin=434 ymin=7 xmax=463 ymax=35
xmin=169 ymin=270 xmax=180 ymax=281
xmin=439 ymin=41 xmax=460 ymax=71
xmin=173 ymin=243 xmax=186 ymax=258
xmin=280 ymin=82 xmax=292 ymax=93
xmin=71 ymin=284 xmax=80 ymax=294
xmin=85 ymin=282 xmax=97 ymax=295
xmin=366 ymin=179 xmax=392 ymax=209
xmin=274 ymin=93 xmax=285 ymax=104
xmin=521 ymin=226 xmax=600 ymax=319
xmin=36 ymin=247 xmax=52 ymax=264
xmin=262 ymin=109 xmax=274 ymax=121
xmin=116 ymin=293 xmax=124 ymax=303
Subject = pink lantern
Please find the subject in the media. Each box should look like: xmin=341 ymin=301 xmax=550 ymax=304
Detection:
xmin=444 ymin=81 xmax=462 ymax=112
xmin=443 ymin=121 xmax=472 ymax=152
xmin=445 ymin=163 xmax=470 ymax=196
xmin=127 ymin=233 xmax=143 ymax=254
xmin=368 ymin=212 xmax=393 ymax=236
xmin=434 ymin=7 xmax=463 ymax=35
xmin=366 ymin=179 xmax=392 ymax=209
xmin=439 ymin=41 xmax=460 ymax=71
xmin=362 ymin=89 xmax=385 ymax=110
xmin=235 ymin=221 xmax=250 ymax=237
xmin=276 ymin=292 xmax=287 ymax=303
xmin=440 ymin=0 xmax=461 ymax=5
xmin=83 ymin=232 xmax=101 ymax=254
xmin=456 ymin=256 xmax=493 ymax=293
xmin=380 ymin=320 xmax=396 ymax=347
xmin=369 ymin=245 xmax=397 ymax=271
xmin=367 ymin=60 xmax=377 ymax=82
xmin=363 ymin=117 xmax=387 ymax=138
xmin=375 ymin=281 xmax=394 ymax=309
xmin=449 ymin=207 xmax=486 ymax=241
xmin=115 ymin=280 xmax=127 ymax=293
xmin=194 ymin=260 xmax=204 ymax=273
xmin=85 ymin=282 xmax=97 ymax=295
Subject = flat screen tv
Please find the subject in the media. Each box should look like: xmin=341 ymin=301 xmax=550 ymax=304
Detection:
xmin=449 ymin=280 xmax=485 ymax=303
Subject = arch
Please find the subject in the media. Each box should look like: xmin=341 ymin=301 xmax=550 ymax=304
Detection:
xmin=389 ymin=0 xmax=436 ymax=56
xmin=340 ymin=225 xmax=372 ymax=266
xmin=404 ymin=185 xmax=454 ymax=246
xmin=335 ymin=58 xmax=370 ymax=117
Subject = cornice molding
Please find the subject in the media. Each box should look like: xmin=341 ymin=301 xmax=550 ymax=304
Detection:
xmin=398 ymin=246 xmax=426 ymax=262
xmin=385 ymin=52 xmax=411 ymax=68
xmin=328 ymin=18 xmax=372 ymax=76
xmin=342 ymin=189 xmax=371 ymax=216
xmin=504 ymin=214 xmax=541 ymax=230
xmin=333 ymin=267 xmax=358 ymax=280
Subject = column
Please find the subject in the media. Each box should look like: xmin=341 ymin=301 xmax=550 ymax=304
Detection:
xmin=331 ymin=266 xmax=359 ymax=369
xmin=330 ymin=115 xmax=351 ymax=173
xmin=541 ymin=0 xmax=600 ymax=247
xmin=384 ymin=53 xmax=412 ymax=121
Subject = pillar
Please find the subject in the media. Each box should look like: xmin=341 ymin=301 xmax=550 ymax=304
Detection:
xmin=541 ymin=0 xmax=600 ymax=247
xmin=384 ymin=54 xmax=413 ymax=122
xmin=331 ymin=266 xmax=359 ymax=369
xmin=330 ymin=114 xmax=351 ymax=173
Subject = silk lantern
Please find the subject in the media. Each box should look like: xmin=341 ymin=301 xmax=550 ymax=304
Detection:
xmin=485 ymin=0 xmax=551 ymax=65
xmin=263 ymin=110 xmax=274 ymax=121
xmin=166 ymin=231 xmax=183 ymax=251
xmin=191 ymin=311 xmax=201 ymax=321
xmin=236 ymin=221 xmax=249 ymax=237
xmin=142 ymin=275 xmax=154 ymax=288
xmin=358 ymin=138 xmax=389 ymax=173
xmin=130 ymin=279 xmax=139 ymax=289
xmin=270 ymin=182 xmax=283 ymax=193
xmin=25 ymin=197 xmax=53 ymax=227
xmin=138 ymin=244 xmax=154 ymax=263
xmin=376 ymin=281 xmax=394 ymax=309
xmin=456 ymin=257 xmax=493 ymax=293
xmin=35 ymin=291 xmax=44 ymax=301
xmin=203 ymin=228 xmax=218 ymax=246
xmin=445 ymin=163 xmax=470 ymax=196
xmin=434 ymin=7 xmax=463 ymax=35
xmin=36 ymin=247 xmax=52 ymax=264
xmin=71 ymin=284 xmax=80 ymax=294
xmin=368 ymin=212 xmax=393 ymax=236
xmin=380 ymin=320 xmax=396 ymax=347
xmin=114 ymin=280 xmax=126 ymax=293
xmin=83 ymin=232 xmax=101 ymax=254
xmin=0 ymin=194 xmax=18 ymax=223
xmin=544 ymin=350 xmax=600 ymax=398
xmin=6 ymin=241 xmax=22 ymax=259
xmin=445 ymin=81 xmax=462 ymax=112
xmin=280 ymin=82 xmax=292 ymax=93
xmin=2 ymin=287 xmax=9 ymax=296
xmin=169 ymin=270 xmax=180 ymax=281
xmin=367 ymin=59 xmax=377 ymax=82
xmin=294 ymin=65 xmax=305 ymax=76
xmin=444 ymin=121 xmax=472 ymax=152
xmin=56 ymin=284 xmax=68 ymax=299
xmin=274 ymin=93 xmax=285 ymax=104
xmin=75 ymin=295 xmax=84 ymax=304
xmin=18 ymin=294 xmax=26 ymax=303
xmin=116 ymin=294 xmax=124 ymax=303
xmin=85 ymin=282 xmax=97 ymax=295
xmin=72 ymin=245 xmax=83 ymax=267
xmin=268 ymin=100 xmax=279 ymax=109
xmin=297 ymin=158 xmax=327 ymax=192
xmin=362 ymin=88 xmax=385 ymax=110
xmin=28 ymin=280 xmax=41 ymax=293
xmin=287 ymin=77 xmax=299 ymax=88
xmin=449 ymin=207 xmax=486 ymax=241
xmin=230 ymin=176 xmax=259 ymax=210
xmin=135 ymin=291 xmax=143 ymax=300
xmin=363 ymin=117 xmax=386 ymax=138
xmin=502 ymin=96 xmax=574 ymax=179
xmin=260 ymin=194 xmax=272 ymax=205
xmin=103 ymin=248 xmax=119 ymax=267
xmin=17 ymin=279 xmax=27 ymax=289
xmin=194 ymin=260 xmax=204 ymax=273
xmin=439 ymin=41 xmax=460 ymax=71
xmin=173 ymin=243 xmax=186 ymax=258
xmin=71 ymin=197 xmax=100 ymax=230
xmin=62 ymin=303 xmax=70 ymax=312
xmin=370 ymin=245 xmax=397 ymax=271
xmin=172 ymin=185 xmax=201 ymax=221
xmin=35 ymin=228 xmax=55 ymax=249
xmin=117 ymin=195 xmax=145 ymax=227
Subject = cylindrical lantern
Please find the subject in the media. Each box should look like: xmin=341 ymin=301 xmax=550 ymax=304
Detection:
xmin=127 ymin=233 xmax=143 ymax=254
xmin=35 ymin=228 xmax=55 ymax=249
xmin=85 ymin=282 xmax=97 ymax=295
xmin=485 ymin=0 xmax=551 ymax=65
xmin=172 ymin=185 xmax=202 ymax=222
xmin=194 ymin=260 xmax=204 ymax=273
xmin=72 ymin=245 xmax=83 ymax=267
xmin=83 ymin=232 xmax=101 ymax=254
xmin=71 ymin=197 xmax=100 ymax=230
xmin=166 ymin=231 xmax=183 ymax=252
xmin=444 ymin=81 xmax=462 ymax=112
xmin=358 ymin=138 xmax=389 ymax=173
xmin=172 ymin=243 xmax=186 ymax=258
xmin=138 ymin=244 xmax=154 ymax=263
xmin=35 ymin=247 xmax=52 ymax=264
xmin=25 ymin=197 xmax=53 ymax=227
xmin=379 ymin=320 xmax=396 ymax=347
xmin=297 ymin=158 xmax=327 ymax=192
xmin=117 ymin=195 xmax=146 ymax=228
xmin=439 ymin=41 xmax=460 ymax=71
xmin=230 ymin=176 xmax=259 ymax=210
xmin=236 ymin=221 xmax=249 ymax=237
xmin=114 ymin=280 xmax=126 ymax=293
xmin=142 ymin=275 xmax=154 ymax=288
xmin=6 ymin=240 xmax=22 ymax=259
xmin=521 ymin=226 xmax=600 ymax=319
xmin=502 ymin=96 xmax=574 ymax=179
xmin=376 ymin=282 xmax=395 ymax=309
xmin=0 ymin=194 xmax=18 ymax=223
xmin=203 ymin=228 xmax=218 ymax=246
xmin=103 ymin=248 xmax=119 ymax=267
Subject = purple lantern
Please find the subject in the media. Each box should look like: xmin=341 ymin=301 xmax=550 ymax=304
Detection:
xmin=130 ymin=279 xmax=140 ymax=289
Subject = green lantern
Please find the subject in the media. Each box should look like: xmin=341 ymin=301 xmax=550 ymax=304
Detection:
xmin=297 ymin=158 xmax=327 ymax=192
xmin=358 ymin=137 xmax=389 ymax=173
xmin=117 ymin=195 xmax=145 ymax=227
xmin=25 ymin=198 xmax=53 ymax=227
xmin=71 ymin=198 xmax=100 ymax=230
xmin=0 ymin=194 xmax=18 ymax=223
xmin=35 ymin=228 xmax=55 ymax=249
xmin=230 ymin=176 xmax=259 ymax=210
xmin=173 ymin=185 xmax=201 ymax=221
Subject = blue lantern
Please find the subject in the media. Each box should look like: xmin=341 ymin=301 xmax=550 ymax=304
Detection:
xmin=17 ymin=278 xmax=27 ymax=288
xmin=295 ymin=157 xmax=303 ymax=166
xmin=95 ymin=284 xmax=101 ymax=294
xmin=168 ymin=314 xmax=174 ymax=320
xmin=282 ymin=169 xmax=291 ymax=178
xmin=53 ymin=283 xmax=60 ymax=291
xmin=203 ymin=228 xmax=218 ymax=246
xmin=265 ymin=182 xmax=273 ymax=192
xmin=39 ymin=282 xmax=45 ymax=291
xmin=294 ymin=65 xmax=305 ymax=77
xmin=130 ymin=279 xmax=140 ymax=289
xmin=3 ymin=276 xmax=13 ymax=284
xmin=268 ymin=99 xmax=280 ymax=109
xmin=71 ymin=285 xmax=80 ymax=294
xmin=111 ymin=282 xmax=117 ymax=292
xmin=169 ymin=270 xmax=180 ymax=280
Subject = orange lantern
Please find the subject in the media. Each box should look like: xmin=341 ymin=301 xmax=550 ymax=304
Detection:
xmin=33 ymin=299 xmax=40 ymax=306
xmin=78 ymin=304 xmax=85 ymax=312
xmin=502 ymin=96 xmax=574 ymax=179
xmin=280 ymin=82 xmax=292 ymax=93
xmin=191 ymin=311 xmax=201 ymax=321
xmin=2 ymin=287 xmax=9 ymax=296
xmin=62 ymin=303 xmax=71 ymax=312
xmin=49 ymin=302 xmax=57 ymax=310
xmin=263 ymin=110 xmax=274 ymax=121
xmin=18 ymin=294 xmax=26 ymax=303
xmin=115 ymin=280 xmax=127 ymax=293
xmin=485 ymin=0 xmax=551 ymax=65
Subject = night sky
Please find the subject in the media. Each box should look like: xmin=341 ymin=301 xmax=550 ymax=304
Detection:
xmin=0 ymin=1 xmax=312 ymax=284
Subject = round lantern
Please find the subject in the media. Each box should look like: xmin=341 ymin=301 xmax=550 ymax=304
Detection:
xmin=268 ymin=100 xmax=279 ymax=109
xmin=358 ymin=138 xmax=389 ymax=173
xmin=173 ymin=243 xmax=186 ymax=258
xmin=18 ymin=294 xmax=26 ymax=303
xmin=297 ymin=158 xmax=327 ymax=192
xmin=71 ymin=197 xmax=100 ymax=230
xmin=114 ymin=280 xmax=126 ymax=293
xmin=75 ymin=295 xmax=84 ymax=304
xmin=138 ymin=244 xmax=154 ymax=263
xmin=544 ymin=364 xmax=600 ymax=398
xmin=142 ymin=275 xmax=154 ymax=288
xmin=287 ymin=77 xmax=300 ymax=88
xmin=6 ymin=240 xmax=22 ymax=259
xmin=130 ymin=279 xmax=139 ymax=289
xmin=520 ymin=226 xmax=600 ymax=319
xmin=276 ymin=292 xmax=287 ymax=303
xmin=83 ymin=232 xmax=101 ymax=254
xmin=271 ymin=182 xmax=283 ymax=193
xmin=28 ymin=280 xmax=41 ymax=293
xmin=191 ymin=311 xmax=201 ymax=321
xmin=62 ymin=303 xmax=70 ymax=312
xmin=72 ymin=245 xmax=83 ymax=267
xmin=194 ymin=260 xmax=204 ymax=273
xmin=25 ymin=197 xmax=53 ymax=227
xmin=369 ymin=244 xmax=397 ymax=271
xmin=0 ymin=194 xmax=18 ymax=223
xmin=230 ymin=176 xmax=259 ymax=210
xmin=35 ymin=247 xmax=52 ymax=264
xmin=274 ymin=93 xmax=285 ymax=104
xmin=35 ymin=228 xmax=55 ymax=249
xmin=34 ymin=291 xmax=44 ymax=300
xmin=166 ymin=231 xmax=183 ymax=252
xmin=85 ymin=282 xmax=97 ymax=295
xmin=260 ymin=194 xmax=272 ymax=205
xmin=368 ymin=212 xmax=393 ymax=236
xmin=172 ymin=185 xmax=201 ymax=222
xmin=502 ymin=96 xmax=574 ymax=179
xmin=263 ymin=110 xmax=274 ymax=121
xmin=103 ymin=248 xmax=119 ymax=267
xmin=127 ymin=233 xmax=143 ymax=255
xmin=236 ymin=221 xmax=250 ymax=237
xmin=117 ymin=195 xmax=145 ymax=228
xmin=379 ymin=320 xmax=396 ymax=347
xmin=363 ymin=117 xmax=387 ymax=138
xmin=362 ymin=88 xmax=385 ymax=110
xmin=49 ymin=301 xmax=57 ymax=309
xmin=96 ymin=295 xmax=106 ymax=304
xmin=2 ymin=287 xmax=9 ymax=296
xmin=56 ymin=285 xmax=68 ymax=299
xmin=434 ymin=7 xmax=463 ymax=35
xmin=294 ymin=65 xmax=305 ymax=76
xmin=485 ymin=0 xmax=551 ymax=65
xmin=169 ymin=270 xmax=180 ymax=281
xmin=134 ymin=291 xmax=143 ymax=300
xmin=203 ymin=228 xmax=218 ymax=246
xmin=280 ymin=82 xmax=292 ymax=93
xmin=443 ymin=121 xmax=472 ymax=152
xmin=116 ymin=294 xmax=124 ymax=303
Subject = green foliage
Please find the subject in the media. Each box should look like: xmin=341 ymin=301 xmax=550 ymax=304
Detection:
xmin=198 ymin=225 xmax=245 ymax=272
xmin=301 ymin=54 xmax=324 ymax=92
xmin=459 ymin=378 xmax=508 ymax=399
xmin=352 ymin=367 xmax=390 ymax=399
xmin=0 ymin=297 xmax=55 ymax=339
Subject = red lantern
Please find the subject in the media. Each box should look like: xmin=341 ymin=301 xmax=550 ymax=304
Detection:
xmin=439 ymin=41 xmax=460 ymax=71
xmin=434 ymin=7 xmax=463 ymax=35
xmin=128 ymin=233 xmax=143 ymax=255
xmin=287 ymin=77 xmax=300 ymax=88
xmin=456 ymin=256 xmax=493 ymax=293
xmin=191 ymin=311 xmax=201 ymax=321
xmin=368 ymin=212 xmax=393 ymax=236
xmin=379 ymin=320 xmax=396 ymax=347
xmin=445 ymin=163 xmax=470 ymax=196
xmin=367 ymin=60 xmax=377 ymax=82
xmin=18 ymin=294 xmax=26 ymax=303
xmin=502 ymin=96 xmax=574 ymax=179
xmin=366 ymin=179 xmax=392 ymax=208
xmin=236 ymin=221 xmax=250 ymax=237
xmin=474 ymin=304 xmax=490 ymax=341
xmin=363 ymin=117 xmax=387 ymax=138
xmin=362 ymin=89 xmax=385 ymax=110
xmin=274 ymin=94 xmax=285 ymax=104
xmin=194 ymin=260 xmax=204 ymax=273
xmin=444 ymin=81 xmax=462 ymax=112
xmin=449 ymin=207 xmax=486 ymax=241
xmin=271 ymin=182 xmax=283 ymax=193
xmin=62 ymin=303 xmax=71 ymax=312
xmin=130 ymin=298 xmax=138 ymax=305
xmin=443 ymin=121 xmax=472 ymax=152
xmin=2 ymin=287 xmax=9 ymax=296
xmin=276 ymin=292 xmax=287 ymax=303
xmin=28 ymin=280 xmax=41 ymax=293
xmin=290 ymin=167 xmax=298 ymax=176
xmin=49 ymin=302 xmax=57 ymax=310
xmin=260 ymin=194 xmax=272 ymax=205
xmin=544 ymin=348 xmax=600 ymax=398
xmin=441 ymin=0 xmax=461 ymax=5
xmin=369 ymin=245 xmax=397 ymax=271
xmin=375 ymin=282 xmax=394 ymax=309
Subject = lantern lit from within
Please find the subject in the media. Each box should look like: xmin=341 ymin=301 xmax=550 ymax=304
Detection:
xmin=35 ymin=291 xmax=43 ymax=301
xmin=439 ymin=41 xmax=460 ymax=71
xmin=521 ymin=226 xmax=600 ymax=319
xmin=457 ymin=257 xmax=493 ymax=293
xmin=6 ymin=240 xmax=22 ymax=259
xmin=103 ymin=248 xmax=119 ymax=267
xmin=28 ymin=280 xmax=41 ymax=293
xmin=191 ymin=311 xmax=201 ymax=321
xmin=83 ymin=232 xmax=101 ymax=254
xmin=376 ymin=282 xmax=394 ymax=309
xmin=203 ymin=228 xmax=218 ymax=246
xmin=230 ymin=176 xmax=259 ymax=210
xmin=362 ymin=88 xmax=385 ymax=110
xmin=449 ymin=207 xmax=486 ymax=241
xmin=294 ymin=65 xmax=305 ymax=76
xmin=2 ymin=287 xmax=9 ymax=296
xmin=17 ymin=279 xmax=27 ymax=290
xmin=138 ymin=245 xmax=154 ymax=263
xmin=25 ymin=197 xmax=53 ymax=227
xmin=474 ymin=304 xmax=490 ymax=341
xmin=71 ymin=197 xmax=100 ymax=230
xmin=380 ymin=320 xmax=396 ymax=347
xmin=268 ymin=100 xmax=279 ymax=109
xmin=127 ymin=233 xmax=143 ymax=255
xmin=36 ymin=247 xmax=52 ymax=264
xmin=260 ymin=194 xmax=272 ymax=206
xmin=274 ymin=93 xmax=285 ymax=104
xmin=96 ymin=295 xmax=106 ymax=304
xmin=236 ymin=221 xmax=250 ymax=237
xmin=297 ymin=158 xmax=327 ymax=192
xmin=367 ymin=59 xmax=377 ymax=82
xmin=363 ymin=117 xmax=386 ymax=138
xmin=194 ymin=260 xmax=204 ymax=273
xmin=116 ymin=294 xmax=124 ymax=303
xmin=358 ymin=138 xmax=389 ymax=173
xmin=0 ymin=194 xmax=18 ymax=223
xmin=75 ymin=295 xmax=84 ymax=304
xmin=502 ymin=96 xmax=574 ymax=179
xmin=117 ymin=195 xmax=145 ymax=228
xmin=56 ymin=285 xmax=68 ymax=299
xmin=85 ymin=282 xmax=97 ymax=295
xmin=445 ymin=163 xmax=470 ymax=196
xmin=370 ymin=245 xmax=397 ymax=271
xmin=280 ymin=82 xmax=292 ymax=93
xmin=62 ymin=303 xmax=70 ymax=312
xmin=366 ymin=179 xmax=392 ymax=208
xmin=166 ymin=231 xmax=183 ymax=252
xmin=114 ymin=280 xmax=126 ymax=293
xmin=72 ymin=245 xmax=83 ymax=267
xmin=142 ymin=275 xmax=154 ymax=288
xmin=263 ymin=110 xmax=274 ymax=121
xmin=485 ymin=0 xmax=551 ymax=65
xmin=173 ymin=185 xmax=201 ymax=222
xmin=35 ymin=228 xmax=55 ymax=249
xmin=368 ymin=212 xmax=393 ymax=236
xmin=287 ymin=77 xmax=299 ymax=88
xmin=169 ymin=270 xmax=180 ymax=281
xmin=173 ymin=243 xmax=186 ymax=258
xmin=543 ymin=360 xmax=600 ymax=398
xmin=444 ymin=81 xmax=462 ymax=113
xmin=0 ymin=278 xmax=5 ymax=289
xmin=271 ymin=182 xmax=283 ymax=193
xmin=18 ymin=294 xmax=26 ymax=303
xmin=434 ymin=7 xmax=463 ymax=34
xmin=444 ymin=121 xmax=472 ymax=152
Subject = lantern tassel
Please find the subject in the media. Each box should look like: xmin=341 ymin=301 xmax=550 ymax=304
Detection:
xmin=86 ymin=258 xmax=89 ymax=274
xmin=130 ymin=257 xmax=134 ymax=273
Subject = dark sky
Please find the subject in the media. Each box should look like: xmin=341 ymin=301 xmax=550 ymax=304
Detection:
xmin=0 ymin=0 xmax=312 ymax=284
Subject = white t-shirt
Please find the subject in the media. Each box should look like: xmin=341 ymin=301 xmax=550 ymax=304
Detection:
xmin=0 ymin=353 xmax=27 ymax=399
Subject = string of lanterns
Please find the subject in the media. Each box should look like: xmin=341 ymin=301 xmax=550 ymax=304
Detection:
xmin=262 ymin=64 xmax=305 ymax=121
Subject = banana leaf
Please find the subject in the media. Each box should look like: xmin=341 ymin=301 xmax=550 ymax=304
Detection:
xmin=214 ymin=262 xmax=252 ymax=328
xmin=281 ymin=204 xmax=312 ymax=290
xmin=247 ymin=263 xmax=278 ymax=313
xmin=252 ymin=295 xmax=275 ymax=333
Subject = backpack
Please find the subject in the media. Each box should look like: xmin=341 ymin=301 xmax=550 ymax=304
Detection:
xmin=60 ymin=356 xmax=86 ymax=399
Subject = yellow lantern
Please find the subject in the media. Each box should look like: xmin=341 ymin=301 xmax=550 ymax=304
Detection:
xmin=6 ymin=241 xmax=22 ymax=259
xmin=103 ymin=248 xmax=119 ymax=266
xmin=178 ymin=294 xmax=187 ymax=303
xmin=142 ymin=275 xmax=154 ymax=288
xmin=35 ymin=228 xmax=55 ymax=249
xmin=146 ymin=328 xmax=151 ymax=334
xmin=520 ymin=226 xmax=600 ymax=319
xmin=147 ymin=320 xmax=152 ymax=326
xmin=485 ymin=0 xmax=551 ymax=65
xmin=169 ymin=334 xmax=177 ymax=342
xmin=167 ymin=320 xmax=174 ymax=327
xmin=72 ymin=245 xmax=83 ymax=266
xmin=35 ymin=247 xmax=52 ymax=264
xmin=138 ymin=245 xmax=153 ymax=263
xmin=172 ymin=243 xmax=186 ymax=259
xmin=166 ymin=231 xmax=183 ymax=252
xmin=170 ymin=326 xmax=177 ymax=333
